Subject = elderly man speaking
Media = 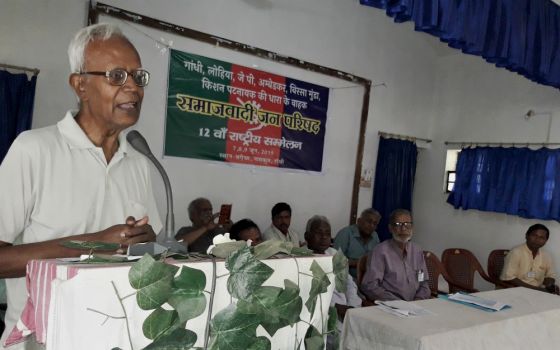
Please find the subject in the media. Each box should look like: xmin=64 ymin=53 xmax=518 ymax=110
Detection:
xmin=0 ymin=24 xmax=161 ymax=349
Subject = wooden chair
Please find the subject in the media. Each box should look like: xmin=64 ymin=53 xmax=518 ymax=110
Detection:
xmin=442 ymin=248 xmax=510 ymax=292
xmin=423 ymin=251 xmax=476 ymax=297
xmin=487 ymin=249 xmax=514 ymax=289
xmin=356 ymin=255 xmax=375 ymax=306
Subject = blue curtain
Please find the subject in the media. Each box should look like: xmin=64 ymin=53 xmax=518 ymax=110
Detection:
xmin=448 ymin=147 xmax=560 ymax=221
xmin=0 ymin=71 xmax=37 ymax=163
xmin=372 ymin=137 xmax=418 ymax=241
xmin=360 ymin=0 xmax=560 ymax=90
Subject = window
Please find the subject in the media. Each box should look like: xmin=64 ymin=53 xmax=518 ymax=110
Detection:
xmin=445 ymin=171 xmax=456 ymax=193
xmin=444 ymin=149 xmax=460 ymax=192
xmin=447 ymin=147 xmax=560 ymax=221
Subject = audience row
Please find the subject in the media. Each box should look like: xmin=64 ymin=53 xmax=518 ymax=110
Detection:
xmin=175 ymin=197 xmax=559 ymax=327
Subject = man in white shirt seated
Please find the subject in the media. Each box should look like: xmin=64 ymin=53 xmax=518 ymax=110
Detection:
xmin=304 ymin=215 xmax=362 ymax=342
xmin=263 ymin=202 xmax=304 ymax=246
xmin=501 ymin=223 xmax=559 ymax=294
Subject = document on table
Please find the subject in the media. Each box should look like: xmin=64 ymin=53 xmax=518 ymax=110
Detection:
xmin=375 ymin=300 xmax=434 ymax=318
xmin=447 ymin=293 xmax=510 ymax=311
xmin=56 ymin=254 xmax=142 ymax=263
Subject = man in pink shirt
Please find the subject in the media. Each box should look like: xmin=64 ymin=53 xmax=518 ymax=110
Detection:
xmin=360 ymin=209 xmax=430 ymax=301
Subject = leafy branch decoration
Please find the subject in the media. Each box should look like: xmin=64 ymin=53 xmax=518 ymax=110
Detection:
xmin=90 ymin=241 xmax=348 ymax=349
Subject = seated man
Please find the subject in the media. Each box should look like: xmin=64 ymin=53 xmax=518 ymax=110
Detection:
xmin=360 ymin=209 xmax=430 ymax=301
xmin=229 ymin=219 xmax=263 ymax=246
xmin=501 ymin=223 xmax=558 ymax=294
xmin=304 ymin=215 xmax=361 ymax=348
xmin=263 ymin=202 xmax=302 ymax=246
xmin=175 ymin=198 xmax=232 ymax=253
xmin=334 ymin=208 xmax=381 ymax=278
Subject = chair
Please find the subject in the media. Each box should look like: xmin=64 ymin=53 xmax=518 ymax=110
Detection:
xmin=423 ymin=251 xmax=476 ymax=297
xmin=442 ymin=248 xmax=510 ymax=292
xmin=487 ymin=249 xmax=515 ymax=289
xmin=356 ymin=255 xmax=368 ymax=287
xmin=356 ymin=255 xmax=375 ymax=306
xmin=0 ymin=303 xmax=5 ymax=337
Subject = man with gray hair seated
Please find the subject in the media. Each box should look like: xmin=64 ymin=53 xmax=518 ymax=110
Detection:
xmin=360 ymin=209 xmax=430 ymax=301
xmin=305 ymin=215 xmax=362 ymax=348
xmin=0 ymin=23 xmax=160 ymax=349
xmin=334 ymin=208 xmax=381 ymax=278
xmin=175 ymin=198 xmax=232 ymax=253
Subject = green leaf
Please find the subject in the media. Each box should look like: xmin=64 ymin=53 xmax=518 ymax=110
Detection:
xmin=174 ymin=265 xmax=207 ymax=293
xmin=167 ymin=266 xmax=207 ymax=322
xmin=289 ymin=246 xmax=314 ymax=256
xmin=226 ymin=246 xmax=274 ymax=300
xmin=252 ymin=240 xmax=290 ymax=260
xmin=208 ymin=304 xmax=261 ymax=350
xmin=333 ymin=249 xmax=349 ymax=293
xmin=305 ymin=260 xmax=331 ymax=316
xmin=247 ymin=337 xmax=271 ymax=350
xmin=236 ymin=286 xmax=281 ymax=315
xmin=129 ymin=254 xmax=179 ymax=310
xmin=237 ymin=280 xmax=302 ymax=336
xmin=142 ymin=307 xmax=179 ymax=340
xmin=143 ymin=328 xmax=197 ymax=350
xmin=61 ymin=240 xmax=119 ymax=251
xmin=210 ymin=241 xmax=247 ymax=258
xmin=327 ymin=306 xmax=338 ymax=334
xmin=168 ymin=292 xmax=206 ymax=324
xmin=304 ymin=324 xmax=325 ymax=350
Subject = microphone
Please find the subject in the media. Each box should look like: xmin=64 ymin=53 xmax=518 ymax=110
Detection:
xmin=126 ymin=130 xmax=187 ymax=255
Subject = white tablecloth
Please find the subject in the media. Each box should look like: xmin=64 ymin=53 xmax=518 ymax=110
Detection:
xmin=341 ymin=287 xmax=560 ymax=350
xmin=9 ymin=255 xmax=334 ymax=349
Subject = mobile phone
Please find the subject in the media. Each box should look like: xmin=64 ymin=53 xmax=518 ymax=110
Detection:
xmin=218 ymin=204 xmax=232 ymax=225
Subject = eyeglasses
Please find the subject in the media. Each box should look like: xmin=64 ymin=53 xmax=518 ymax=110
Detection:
xmin=391 ymin=222 xmax=413 ymax=229
xmin=79 ymin=68 xmax=150 ymax=87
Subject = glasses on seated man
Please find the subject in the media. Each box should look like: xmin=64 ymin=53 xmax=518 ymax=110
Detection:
xmin=391 ymin=222 xmax=413 ymax=229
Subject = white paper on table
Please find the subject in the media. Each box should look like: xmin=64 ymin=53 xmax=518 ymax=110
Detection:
xmin=56 ymin=255 xmax=143 ymax=263
xmin=375 ymin=300 xmax=435 ymax=317
xmin=448 ymin=293 xmax=509 ymax=311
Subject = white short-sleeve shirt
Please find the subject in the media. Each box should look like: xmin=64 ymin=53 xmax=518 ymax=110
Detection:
xmin=262 ymin=225 xmax=300 ymax=245
xmin=0 ymin=111 xmax=162 ymax=349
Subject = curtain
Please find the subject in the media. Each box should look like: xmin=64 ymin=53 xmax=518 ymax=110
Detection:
xmin=360 ymin=0 xmax=560 ymax=90
xmin=448 ymin=147 xmax=560 ymax=221
xmin=0 ymin=70 xmax=37 ymax=163
xmin=372 ymin=137 xmax=418 ymax=241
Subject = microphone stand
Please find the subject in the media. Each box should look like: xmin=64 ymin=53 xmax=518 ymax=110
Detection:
xmin=126 ymin=130 xmax=188 ymax=255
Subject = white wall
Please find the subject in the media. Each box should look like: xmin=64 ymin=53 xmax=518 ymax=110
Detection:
xmin=414 ymin=53 xmax=560 ymax=289
xmin=0 ymin=0 xmax=440 ymax=239
xmin=0 ymin=0 xmax=87 ymax=129
xmin=4 ymin=0 xmax=560 ymax=291
xmin=5 ymin=0 xmax=560 ymax=281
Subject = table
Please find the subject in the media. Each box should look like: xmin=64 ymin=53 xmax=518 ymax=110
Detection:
xmin=6 ymin=255 xmax=334 ymax=349
xmin=341 ymin=287 xmax=560 ymax=350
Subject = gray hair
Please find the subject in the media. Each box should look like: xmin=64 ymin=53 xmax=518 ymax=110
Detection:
xmin=188 ymin=197 xmax=210 ymax=219
xmin=389 ymin=209 xmax=412 ymax=223
xmin=360 ymin=208 xmax=381 ymax=219
xmin=68 ymin=23 xmax=125 ymax=73
xmin=305 ymin=215 xmax=331 ymax=233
